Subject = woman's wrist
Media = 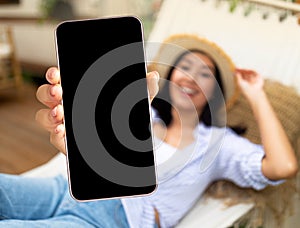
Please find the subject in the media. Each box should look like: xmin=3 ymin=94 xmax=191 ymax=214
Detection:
xmin=245 ymin=89 xmax=267 ymax=108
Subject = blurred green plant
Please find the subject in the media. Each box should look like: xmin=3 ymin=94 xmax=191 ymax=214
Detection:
xmin=229 ymin=0 xmax=240 ymax=12
xmin=40 ymin=0 xmax=58 ymax=19
xmin=228 ymin=0 xmax=298 ymax=13
xmin=39 ymin=0 xmax=74 ymax=21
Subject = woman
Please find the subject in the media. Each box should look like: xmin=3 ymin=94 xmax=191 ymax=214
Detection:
xmin=0 ymin=34 xmax=298 ymax=227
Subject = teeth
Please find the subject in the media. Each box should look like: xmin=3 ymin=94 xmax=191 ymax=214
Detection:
xmin=181 ymin=87 xmax=196 ymax=94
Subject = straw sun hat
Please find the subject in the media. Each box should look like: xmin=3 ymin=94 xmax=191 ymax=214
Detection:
xmin=149 ymin=34 xmax=238 ymax=106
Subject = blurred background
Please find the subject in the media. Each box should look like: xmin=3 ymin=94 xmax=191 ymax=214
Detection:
xmin=0 ymin=0 xmax=299 ymax=174
xmin=0 ymin=0 xmax=300 ymax=227
xmin=0 ymin=0 xmax=299 ymax=171
xmin=2 ymin=0 xmax=299 ymax=174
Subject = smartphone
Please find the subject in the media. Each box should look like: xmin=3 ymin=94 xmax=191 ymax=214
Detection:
xmin=55 ymin=16 xmax=157 ymax=201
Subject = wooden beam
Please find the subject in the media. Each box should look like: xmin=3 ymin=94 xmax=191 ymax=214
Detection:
xmin=247 ymin=0 xmax=300 ymax=13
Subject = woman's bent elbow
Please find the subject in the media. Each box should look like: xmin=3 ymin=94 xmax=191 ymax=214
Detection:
xmin=277 ymin=162 xmax=299 ymax=179
xmin=285 ymin=162 xmax=298 ymax=178
xmin=264 ymin=159 xmax=299 ymax=180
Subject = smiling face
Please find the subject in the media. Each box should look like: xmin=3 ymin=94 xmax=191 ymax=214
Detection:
xmin=169 ymin=51 xmax=217 ymax=114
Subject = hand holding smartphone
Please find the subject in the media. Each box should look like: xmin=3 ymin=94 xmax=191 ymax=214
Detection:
xmin=55 ymin=16 xmax=157 ymax=201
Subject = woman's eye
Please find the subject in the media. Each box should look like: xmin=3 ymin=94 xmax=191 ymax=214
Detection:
xmin=179 ymin=65 xmax=190 ymax=71
xmin=199 ymin=73 xmax=212 ymax=78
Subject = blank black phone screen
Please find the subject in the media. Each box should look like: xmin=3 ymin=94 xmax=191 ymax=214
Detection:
xmin=55 ymin=16 xmax=156 ymax=200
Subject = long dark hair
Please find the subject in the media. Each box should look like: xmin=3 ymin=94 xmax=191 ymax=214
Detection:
xmin=151 ymin=50 xmax=246 ymax=134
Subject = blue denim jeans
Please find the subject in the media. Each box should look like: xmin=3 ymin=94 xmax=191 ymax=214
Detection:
xmin=0 ymin=174 xmax=129 ymax=228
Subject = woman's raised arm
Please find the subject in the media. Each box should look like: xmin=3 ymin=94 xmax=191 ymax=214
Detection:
xmin=235 ymin=69 xmax=298 ymax=180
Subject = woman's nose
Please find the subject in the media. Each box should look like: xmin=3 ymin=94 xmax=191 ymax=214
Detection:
xmin=183 ymin=70 xmax=197 ymax=82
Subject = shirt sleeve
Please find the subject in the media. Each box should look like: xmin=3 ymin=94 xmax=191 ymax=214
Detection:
xmin=213 ymin=128 xmax=284 ymax=190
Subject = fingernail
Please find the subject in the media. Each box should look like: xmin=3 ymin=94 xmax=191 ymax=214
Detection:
xmin=55 ymin=124 xmax=63 ymax=134
xmin=55 ymin=69 xmax=60 ymax=79
xmin=55 ymin=127 xmax=60 ymax=134
xmin=51 ymin=107 xmax=57 ymax=117
xmin=48 ymin=68 xmax=56 ymax=80
xmin=50 ymin=85 xmax=59 ymax=97
xmin=50 ymin=86 xmax=55 ymax=96
xmin=153 ymin=71 xmax=159 ymax=81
